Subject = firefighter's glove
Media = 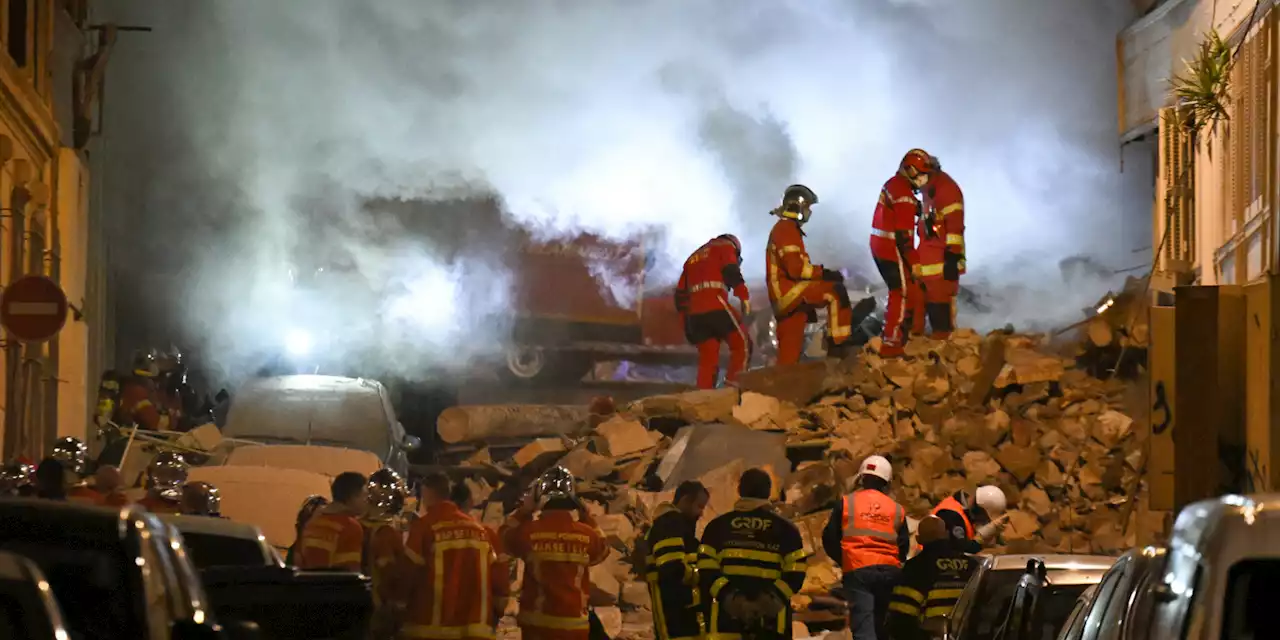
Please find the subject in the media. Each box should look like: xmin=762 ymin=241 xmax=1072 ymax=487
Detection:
xmin=943 ymin=253 xmax=962 ymax=282
xmin=975 ymin=514 xmax=1010 ymax=543
xmin=821 ymin=267 xmax=844 ymax=282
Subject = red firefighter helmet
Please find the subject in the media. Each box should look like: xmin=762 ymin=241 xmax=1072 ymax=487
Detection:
xmin=899 ymin=149 xmax=936 ymax=189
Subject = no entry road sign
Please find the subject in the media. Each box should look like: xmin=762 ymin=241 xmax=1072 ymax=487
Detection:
xmin=0 ymin=275 xmax=68 ymax=343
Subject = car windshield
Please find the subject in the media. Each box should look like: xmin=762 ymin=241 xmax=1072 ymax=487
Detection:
xmin=180 ymin=532 xmax=269 ymax=568
xmin=965 ymin=569 xmax=1026 ymax=640
xmin=964 ymin=572 xmax=1091 ymax=640
xmin=0 ymin=541 xmax=139 ymax=640
xmin=1222 ymin=559 xmax=1280 ymax=639
xmin=1032 ymin=584 xmax=1090 ymax=640
xmin=0 ymin=579 xmax=56 ymax=640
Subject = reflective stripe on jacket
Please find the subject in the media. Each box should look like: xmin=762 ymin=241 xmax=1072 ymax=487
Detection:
xmin=503 ymin=509 xmax=609 ymax=638
xmin=403 ymin=501 xmax=503 ymax=640
xmin=839 ymin=489 xmax=905 ymax=570
xmin=644 ymin=504 xmax=703 ymax=640
xmin=677 ymin=236 xmax=749 ymax=316
xmin=766 ymin=218 xmax=820 ymax=315
xmin=297 ymin=510 xmax=364 ymax=571
xmin=870 ymin=174 xmax=920 ymax=264
xmin=918 ymin=170 xmax=965 ymax=280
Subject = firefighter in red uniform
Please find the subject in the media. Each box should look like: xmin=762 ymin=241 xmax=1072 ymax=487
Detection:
xmin=503 ymin=466 xmax=609 ymax=640
xmin=675 ymin=234 xmax=752 ymax=388
xmin=871 ymin=151 xmax=929 ymax=357
xmin=119 ymin=351 xmax=176 ymax=432
xmin=766 ymin=184 xmax=855 ymax=365
xmin=363 ymin=468 xmax=409 ymax=635
xmin=915 ymin=156 xmax=966 ymax=339
xmin=137 ymin=452 xmax=188 ymax=514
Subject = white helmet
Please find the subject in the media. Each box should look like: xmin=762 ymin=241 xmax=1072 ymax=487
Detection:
xmin=857 ymin=455 xmax=893 ymax=483
xmin=975 ymin=485 xmax=1007 ymax=515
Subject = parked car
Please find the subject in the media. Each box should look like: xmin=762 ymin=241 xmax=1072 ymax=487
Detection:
xmin=163 ymin=514 xmax=372 ymax=640
xmin=946 ymin=554 xmax=1116 ymax=640
xmin=0 ymin=499 xmax=246 ymax=640
xmin=1055 ymin=546 xmax=1166 ymax=640
xmin=220 ymin=375 xmax=420 ymax=475
xmin=1055 ymin=584 xmax=1098 ymax=640
xmin=160 ymin=515 xmax=282 ymax=569
xmin=1145 ymin=493 xmax=1280 ymax=639
xmin=0 ymin=550 xmax=71 ymax=640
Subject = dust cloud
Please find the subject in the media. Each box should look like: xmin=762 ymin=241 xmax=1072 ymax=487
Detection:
xmin=102 ymin=0 xmax=1151 ymax=382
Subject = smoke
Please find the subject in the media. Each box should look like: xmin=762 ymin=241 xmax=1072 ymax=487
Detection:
xmin=104 ymin=0 xmax=1150 ymax=382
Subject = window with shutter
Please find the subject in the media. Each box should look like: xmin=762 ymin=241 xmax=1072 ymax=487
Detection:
xmin=1212 ymin=9 xmax=1276 ymax=283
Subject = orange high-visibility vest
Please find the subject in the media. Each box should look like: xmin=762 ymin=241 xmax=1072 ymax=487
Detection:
xmin=932 ymin=495 xmax=975 ymax=539
xmin=840 ymin=489 xmax=904 ymax=571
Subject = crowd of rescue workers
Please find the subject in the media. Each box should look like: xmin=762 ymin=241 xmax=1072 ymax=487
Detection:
xmin=0 ymin=148 xmax=974 ymax=639
xmin=0 ymin=427 xmax=1009 ymax=640
xmin=676 ymin=148 xmax=963 ymax=389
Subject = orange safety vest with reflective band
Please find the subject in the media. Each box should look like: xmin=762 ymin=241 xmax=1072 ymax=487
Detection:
xmin=403 ymin=502 xmax=502 ymax=640
xmin=932 ymin=495 xmax=975 ymax=539
xmin=840 ymin=489 xmax=905 ymax=571
xmin=766 ymin=218 xmax=821 ymax=316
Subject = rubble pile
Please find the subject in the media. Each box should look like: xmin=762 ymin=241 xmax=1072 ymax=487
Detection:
xmin=458 ymin=327 xmax=1161 ymax=636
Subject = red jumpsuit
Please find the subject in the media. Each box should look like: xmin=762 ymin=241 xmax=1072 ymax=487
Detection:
xmin=916 ymin=170 xmax=965 ymax=338
xmin=766 ymin=218 xmax=854 ymax=365
xmin=674 ymin=236 xmax=751 ymax=388
xmin=870 ymin=175 xmax=922 ymax=355
xmin=120 ymin=377 xmax=172 ymax=431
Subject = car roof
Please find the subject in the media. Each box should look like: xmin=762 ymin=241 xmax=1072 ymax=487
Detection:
xmin=1172 ymin=493 xmax=1280 ymax=560
xmin=223 ymin=375 xmax=392 ymax=454
xmin=0 ymin=498 xmax=151 ymax=544
xmin=159 ymin=514 xmax=268 ymax=542
xmin=987 ymin=554 xmax=1117 ymax=572
xmin=0 ymin=550 xmax=44 ymax=582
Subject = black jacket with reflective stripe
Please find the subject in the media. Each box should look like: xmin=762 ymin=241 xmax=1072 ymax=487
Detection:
xmin=697 ymin=500 xmax=806 ymax=604
xmin=886 ymin=541 xmax=978 ymax=640
xmin=643 ymin=505 xmax=702 ymax=640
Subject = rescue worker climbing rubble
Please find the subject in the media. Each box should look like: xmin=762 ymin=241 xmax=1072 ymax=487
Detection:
xmin=404 ymin=472 xmax=508 ymax=639
xmin=698 ymin=468 xmax=805 ymax=640
xmin=885 ymin=515 xmax=977 ymax=640
xmin=363 ymin=468 xmax=409 ymax=630
xmin=930 ymin=486 xmax=1008 ymax=553
xmin=675 ymin=234 xmax=752 ymax=388
xmin=297 ymin=471 xmax=367 ymax=572
xmin=137 ymin=451 xmax=188 ymax=514
xmin=823 ymin=455 xmax=910 ymax=640
xmin=872 ymin=151 xmax=928 ymax=357
xmin=644 ymin=480 xmax=710 ymax=640
xmin=913 ymin=155 xmax=967 ymax=338
xmin=766 ymin=184 xmax=855 ymax=365
xmin=503 ymin=465 xmax=609 ymax=640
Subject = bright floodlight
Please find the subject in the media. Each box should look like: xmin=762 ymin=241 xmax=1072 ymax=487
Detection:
xmin=284 ymin=328 xmax=313 ymax=357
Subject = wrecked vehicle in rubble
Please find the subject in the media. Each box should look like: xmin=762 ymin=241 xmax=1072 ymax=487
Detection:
xmin=273 ymin=193 xmax=701 ymax=385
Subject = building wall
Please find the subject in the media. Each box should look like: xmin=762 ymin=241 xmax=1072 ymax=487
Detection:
xmin=0 ymin=0 xmax=92 ymax=458
xmin=1126 ymin=0 xmax=1278 ymax=289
